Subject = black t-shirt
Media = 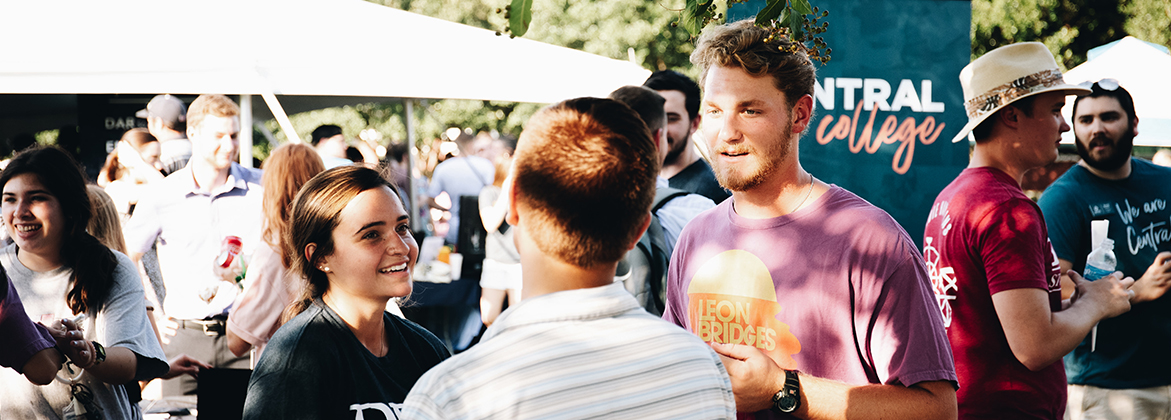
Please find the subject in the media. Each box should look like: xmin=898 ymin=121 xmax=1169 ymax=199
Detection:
xmin=243 ymin=301 xmax=450 ymax=420
xmin=668 ymin=159 xmax=730 ymax=204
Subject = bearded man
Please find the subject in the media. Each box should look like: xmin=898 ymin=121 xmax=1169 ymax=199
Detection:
xmin=1038 ymin=80 xmax=1171 ymax=420
xmin=661 ymin=20 xmax=957 ymax=419
xmin=644 ymin=70 xmax=731 ymax=204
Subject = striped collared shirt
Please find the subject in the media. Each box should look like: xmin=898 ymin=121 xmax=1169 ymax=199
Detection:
xmin=401 ymin=282 xmax=736 ymax=419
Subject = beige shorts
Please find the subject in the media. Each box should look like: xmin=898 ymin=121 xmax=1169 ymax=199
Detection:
xmin=1066 ymin=384 xmax=1171 ymax=420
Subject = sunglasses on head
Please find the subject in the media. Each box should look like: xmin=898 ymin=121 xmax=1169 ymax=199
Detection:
xmin=1077 ymin=78 xmax=1120 ymax=91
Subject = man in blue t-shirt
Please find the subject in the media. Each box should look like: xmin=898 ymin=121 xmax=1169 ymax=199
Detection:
xmin=1038 ymin=81 xmax=1171 ymax=420
xmin=425 ymin=130 xmax=494 ymax=246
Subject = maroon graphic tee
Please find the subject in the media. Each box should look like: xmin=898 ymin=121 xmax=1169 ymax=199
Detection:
xmin=924 ymin=167 xmax=1064 ymax=420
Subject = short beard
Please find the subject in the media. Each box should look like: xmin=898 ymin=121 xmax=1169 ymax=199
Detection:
xmin=712 ymin=119 xmax=791 ymax=192
xmin=1076 ymin=126 xmax=1134 ymax=171
xmin=663 ymin=127 xmax=692 ymax=166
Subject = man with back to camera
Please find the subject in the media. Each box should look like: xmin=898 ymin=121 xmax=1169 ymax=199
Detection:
xmin=125 ymin=94 xmax=262 ymax=396
xmin=1036 ymin=80 xmax=1171 ymax=420
xmin=662 ymin=20 xmax=958 ymax=419
xmin=310 ymin=124 xmax=354 ymax=169
xmin=644 ymin=70 xmax=731 ymax=204
xmin=923 ymin=42 xmax=1135 ymax=419
xmin=609 ymin=85 xmax=715 ymax=314
xmin=137 ymin=94 xmax=191 ymax=176
xmin=401 ymin=97 xmax=736 ymax=419
xmin=608 ymin=85 xmax=715 ymax=258
xmin=425 ymin=129 xmax=494 ymax=247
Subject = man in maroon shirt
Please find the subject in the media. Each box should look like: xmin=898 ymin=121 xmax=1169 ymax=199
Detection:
xmin=924 ymin=42 xmax=1135 ymax=419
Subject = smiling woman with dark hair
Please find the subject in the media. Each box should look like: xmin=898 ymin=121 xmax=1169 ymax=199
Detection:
xmin=0 ymin=146 xmax=168 ymax=418
xmin=243 ymin=165 xmax=449 ymax=420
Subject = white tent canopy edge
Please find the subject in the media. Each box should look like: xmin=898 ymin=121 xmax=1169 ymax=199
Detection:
xmin=0 ymin=0 xmax=652 ymax=159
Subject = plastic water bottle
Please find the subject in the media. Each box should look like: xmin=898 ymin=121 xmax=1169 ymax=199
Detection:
xmin=1084 ymin=238 xmax=1116 ymax=352
xmin=1084 ymin=238 xmax=1117 ymax=281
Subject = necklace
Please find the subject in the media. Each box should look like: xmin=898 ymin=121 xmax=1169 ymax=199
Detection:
xmin=789 ymin=173 xmax=815 ymax=214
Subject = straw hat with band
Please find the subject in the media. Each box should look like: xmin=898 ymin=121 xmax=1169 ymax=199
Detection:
xmin=951 ymin=42 xmax=1090 ymax=143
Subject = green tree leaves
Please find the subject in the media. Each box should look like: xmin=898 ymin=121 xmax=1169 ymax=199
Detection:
xmin=791 ymin=0 xmax=811 ymax=15
xmin=508 ymin=0 xmax=533 ymax=37
xmin=505 ymin=0 xmax=818 ymax=42
xmin=755 ymin=0 xmax=786 ymax=27
xmin=1123 ymin=0 xmax=1171 ymax=48
xmin=681 ymin=0 xmax=716 ymax=36
xmin=972 ymin=0 xmax=1170 ymax=69
xmin=359 ymin=0 xmax=697 ymax=144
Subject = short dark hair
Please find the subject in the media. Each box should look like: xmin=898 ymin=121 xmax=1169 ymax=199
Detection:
xmin=513 ymin=98 xmax=658 ymax=268
xmin=1073 ymin=83 xmax=1136 ymax=122
xmin=162 ymin=119 xmax=186 ymax=133
xmin=971 ymin=96 xmax=1036 ymax=142
xmin=644 ymin=70 xmax=701 ymax=122
xmin=310 ymin=124 xmax=343 ymax=146
xmin=608 ymin=85 xmax=666 ymax=133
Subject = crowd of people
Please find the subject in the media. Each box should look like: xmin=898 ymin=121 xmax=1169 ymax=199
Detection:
xmin=1 ymin=17 xmax=1169 ymax=420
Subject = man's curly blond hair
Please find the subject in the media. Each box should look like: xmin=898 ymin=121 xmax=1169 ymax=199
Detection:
xmin=691 ymin=20 xmax=817 ymax=109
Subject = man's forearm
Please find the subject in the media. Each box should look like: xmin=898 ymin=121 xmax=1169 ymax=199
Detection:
xmin=993 ymin=274 xmax=1132 ymax=371
xmin=712 ymin=342 xmax=956 ymax=419
xmin=994 ymin=288 xmax=1103 ymax=370
xmin=798 ymin=377 xmax=956 ymax=420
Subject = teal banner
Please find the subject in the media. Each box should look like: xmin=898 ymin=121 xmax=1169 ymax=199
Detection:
xmin=728 ymin=0 xmax=971 ymax=246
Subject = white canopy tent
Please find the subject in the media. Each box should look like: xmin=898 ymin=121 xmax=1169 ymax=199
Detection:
xmin=0 ymin=0 xmax=649 ymax=101
xmin=1 ymin=0 xmax=651 ymax=231
xmin=1060 ymin=36 xmax=1171 ymax=147
xmin=0 ymin=0 xmax=651 ymax=149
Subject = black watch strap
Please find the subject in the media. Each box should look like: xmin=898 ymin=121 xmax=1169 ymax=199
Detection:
xmin=91 ymin=341 xmax=107 ymax=365
xmin=771 ymin=369 xmax=801 ymax=414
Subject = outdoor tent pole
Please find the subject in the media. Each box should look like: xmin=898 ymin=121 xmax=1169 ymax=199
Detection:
xmin=261 ymin=92 xmax=303 ymax=144
xmin=254 ymin=122 xmax=279 ymax=148
xmin=239 ymin=94 xmax=254 ymax=167
xmin=406 ymin=99 xmax=420 ymax=232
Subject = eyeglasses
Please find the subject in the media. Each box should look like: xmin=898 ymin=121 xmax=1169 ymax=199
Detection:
xmin=1078 ymin=78 xmax=1120 ymax=91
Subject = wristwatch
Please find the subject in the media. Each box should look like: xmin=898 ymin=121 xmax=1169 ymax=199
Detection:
xmin=771 ymin=369 xmax=801 ymax=414
xmin=91 ymin=341 xmax=107 ymax=366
